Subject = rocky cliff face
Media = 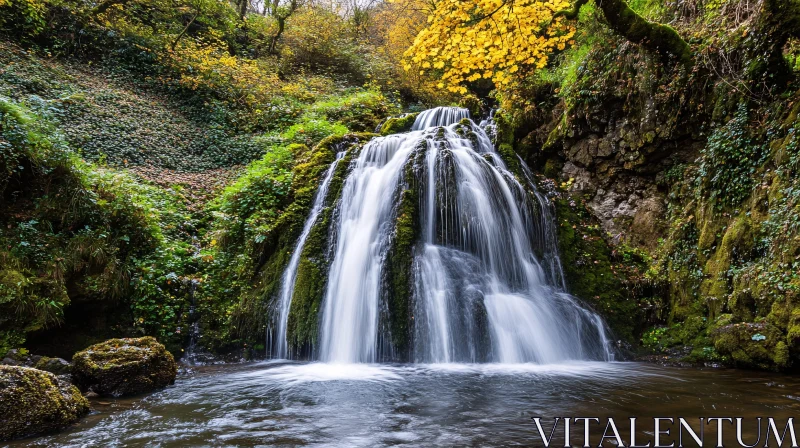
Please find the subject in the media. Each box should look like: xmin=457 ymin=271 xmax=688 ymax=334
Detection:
xmin=504 ymin=5 xmax=800 ymax=370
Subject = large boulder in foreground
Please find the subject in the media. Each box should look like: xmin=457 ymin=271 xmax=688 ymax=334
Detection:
xmin=0 ymin=365 xmax=90 ymax=441
xmin=72 ymin=337 xmax=177 ymax=397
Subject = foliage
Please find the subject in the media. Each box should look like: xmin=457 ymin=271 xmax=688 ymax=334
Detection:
xmin=369 ymin=0 xmax=453 ymax=104
xmin=209 ymin=146 xmax=294 ymax=257
xmin=0 ymin=0 xmax=46 ymax=37
xmin=0 ymin=97 xmax=195 ymax=356
xmin=696 ymin=103 xmax=768 ymax=208
xmin=278 ymin=119 xmax=348 ymax=147
xmin=306 ymin=88 xmax=400 ymax=132
xmin=402 ymin=0 xmax=576 ymax=93
xmin=198 ymin=145 xmax=295 ymax=349
xmin=0 ymin=5 xmax=402 ymax=355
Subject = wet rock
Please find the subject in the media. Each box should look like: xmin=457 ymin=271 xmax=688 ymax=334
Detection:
xmin=567 ymin=136 xmax=599 ymax=167
xmin=562 ymin=162 xmax=596 ymax=195
xmin=72 ymin=336 xmax=177 ymax=397
xmin=629 ymin=197 xmax=666 ymax=250
xmin=711 ymin=319 xmax=788 ymax=370
xmin=379 ymin=113 xmax=419 ymax=135
xmin=34 ymin=357 xmax=72 ymax=376
xmin=0 ymin=365 xmax=90 ymax=442
xmin=1 ymin=349 xmax=41 ymax=367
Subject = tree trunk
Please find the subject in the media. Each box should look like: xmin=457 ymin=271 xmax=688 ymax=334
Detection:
xmin=268 ymin=17 xmax=285 ymax=54
xmin=596 ymin=0 xmax=693 ymax=67
xmin=556 ymin=0 xmax=692 ymax=67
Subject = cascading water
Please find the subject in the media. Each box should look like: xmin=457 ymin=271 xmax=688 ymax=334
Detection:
xmin=412 ymin=108 xmax=609 ymax=363
xmin=412 ymin=107 xmax=470 ymax=130
xmin=319 ymin=134 xmax=418 ymax=363
xmin=274 ymin=152 xmax=345 ymax=359
xmin=275 ymin=106 xmax=611 ymax=364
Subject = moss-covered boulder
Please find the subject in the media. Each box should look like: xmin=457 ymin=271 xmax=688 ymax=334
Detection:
xmin=34 ymin=357 xmax=72 ymax=376
xmin=71 ymin=337 xmax=177 ymax=397
xmin=380 ymin=113 xmax=419 ymax=135
xmin=0 ymin=365 xmax=90 ymax=441
xmin=711 ymin=317 xmax=789 ymax=370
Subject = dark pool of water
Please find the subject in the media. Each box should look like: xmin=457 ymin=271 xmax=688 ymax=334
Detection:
xmin=12 ymin=362 xmax=800 ymax=447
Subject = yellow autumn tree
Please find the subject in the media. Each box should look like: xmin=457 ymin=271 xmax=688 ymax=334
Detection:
xmin=370 ymin=0 xmax=453 ymax=103
xmin=402 ymin=0 xmax=576 ymax=93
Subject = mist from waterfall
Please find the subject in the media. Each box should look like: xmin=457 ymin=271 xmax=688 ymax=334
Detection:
xmin=276 ymin=106 xmax=611 ymax=364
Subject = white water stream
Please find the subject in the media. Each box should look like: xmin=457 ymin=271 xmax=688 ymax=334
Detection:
xmin=277 ymin=107 xmax=611 ymax=364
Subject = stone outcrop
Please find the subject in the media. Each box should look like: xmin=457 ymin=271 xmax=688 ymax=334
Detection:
xmin=0 ymin=365 xmax=89 ymax=441
xmin=72 ymin=336 xmax=177 ymax=397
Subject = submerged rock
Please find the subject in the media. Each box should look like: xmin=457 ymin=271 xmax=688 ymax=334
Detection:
xmin=72 ymin=336 xmax=177 ymax=397
xmin=0 ymin=365 xmax=90 ymax=442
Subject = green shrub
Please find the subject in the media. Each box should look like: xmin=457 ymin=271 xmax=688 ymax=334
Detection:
xmin=279 ymin=119 xmax=348 ymax=148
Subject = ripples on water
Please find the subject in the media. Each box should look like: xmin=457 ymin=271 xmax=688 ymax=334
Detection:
xmin=15 ymin=362 xmax=800 ymax=447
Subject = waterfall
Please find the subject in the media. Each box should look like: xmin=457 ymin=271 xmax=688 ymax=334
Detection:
xmin=274 ymin=152 xmax=344 ymax=359
xmin=276 ymin=106 xmax=611 ymax=364
xmin=319 ymin=135 xmax=418 ymax=363
xmin=412 ymin=107 xmax=470 ymax=130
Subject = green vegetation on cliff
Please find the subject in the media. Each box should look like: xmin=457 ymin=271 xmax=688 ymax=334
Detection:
xmin=0 ymin=0 xmax=405 ymax=359
xmin=496 ymin=0 xmax=800 ymax=370
xmin=2 ymin=0 xmax=800 ymax=375
xmin=203 ymin=134 xmax=374 ymax=354
xmin=0 ymin=97 xmax=195 ymax=357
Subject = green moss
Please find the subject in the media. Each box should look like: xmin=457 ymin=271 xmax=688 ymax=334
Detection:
xmin=596 ymin=0 xmax=693 ymax=67
xmin=773 ymin=341 xmax=790 ymax=368
xmin=0 ymin=365 xmax=90 ymax=441
xmin=787 ymin=308 xmax=800 ymax=350
xmin=554 ymin=193 xmax=646 ymax=342
xmin=1 ymin=96 xmax=196 ymax=356
xmin=33 ymin=356 xmax=71 ymax=375
xmin=71 ymin=336 xmax=177 ymax=397
xmin=458 ymin=94 xmax=483 ymax=118
xmin=380 ymin=113 xmax=419 ymax=136
xmin=309 ymin=89 xmax=400 ymax=133
xmin=382 ymin=149 xmax=423 ymax=358
xmin=641 ymin=316 xmax=710 ymax=355
xmin=711 ymin=321 xmax=786 ymax=370
xmin=700 ymin=216 xmax=752 ymax=319
xmin=495 ymin=143 xmax=525 ymax=180
xmin=543 ymin=158 xmax=562 ymax=179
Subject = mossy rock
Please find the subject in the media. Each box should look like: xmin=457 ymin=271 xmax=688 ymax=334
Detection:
xmin=283 ymin=136 xmax=367 ymax=355
xmin=71 ymin=336 xmax=177 ymax=397
xmin=711 ymin=320 xmax=788 ymax=370
xmin=0 ymin=365 xmax=90 ymax=441
xmin=33 ymin=357 xmax=72 ymax=375
xmin=553 ymin=193 xmax=646 ymax=343
xmin=380 ymin=113 xmax=419 ymax=135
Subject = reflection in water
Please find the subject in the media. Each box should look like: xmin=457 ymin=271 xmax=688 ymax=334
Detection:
xmin=15 ymin=362 xmax=800 ymax=447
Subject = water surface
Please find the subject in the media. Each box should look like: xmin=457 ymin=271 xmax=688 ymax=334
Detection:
xmin=16 ymin=361 xmax=800 ymax=447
